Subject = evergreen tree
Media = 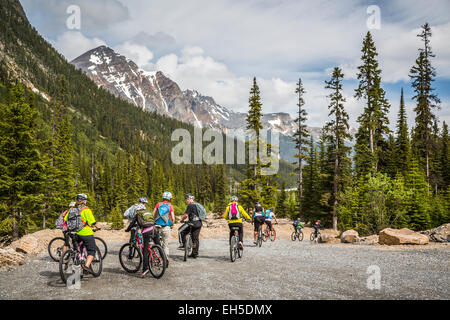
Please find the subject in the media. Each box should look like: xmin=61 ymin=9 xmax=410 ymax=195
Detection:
xmin=409 ymin=23 xmax=440 ymax=183
xmin=303 ymin=135 xmax=320 ymax=222
xmin=354 ymin=32 xmax=391 ymax=176
xmin=292 ymin=77 xmax=309 ymax=219
xmin=395 ymin=88 xmax=410 ymax=176
xmin=324 ymin=67 xmax=352 ymax=230
xmin=441 ymin=122 xmax=449 ymax=188
xmin=0 ymin=84 xmax=45 ymax=239
xmin=405 ymin=158 xmax=431 ymax=230
xmin=246 ymin=77 xmax=263 ymax=182
xmin=275 ymin=180 xmax=288 ymax=217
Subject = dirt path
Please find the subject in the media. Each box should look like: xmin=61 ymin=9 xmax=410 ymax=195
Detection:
xmin=1 ymin=238 xmax=449 ymax=300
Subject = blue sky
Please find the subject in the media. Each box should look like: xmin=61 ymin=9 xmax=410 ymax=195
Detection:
xmin=20 ymin=0 xmax=450 ymax=131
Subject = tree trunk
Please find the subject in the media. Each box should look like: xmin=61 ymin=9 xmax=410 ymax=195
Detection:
xmin=12 ymin=208 xmax=19 ymax=241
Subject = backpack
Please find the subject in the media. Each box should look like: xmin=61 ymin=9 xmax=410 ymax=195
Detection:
xmin=228 ymin=203 xmax=240 ymax=220
xmin=136 ymin=209 xmax=154 ymax=228
xmin=155 ymin=202 xmax=172 ymax=226
xmin=124 ymin=205 xmax=137 ymax=220
xmin=66 ymin=207 xmax=86 ymax=232
xmin=55 ymin=210 xmax=68 ymax=230
xmin=194 ymin=202 xmax=207 ymax=221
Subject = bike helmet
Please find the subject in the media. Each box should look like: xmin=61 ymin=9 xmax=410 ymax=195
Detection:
xmin=255 ymin=201 xmax=261 ymax=206
xmin=139 ymin=197 xmax=148 ymax=204
xmin=162 ymin=192 xmax=172 ymax=201
xmin=185 ymin=193 xmax=195 ymax=200
xmin=76 ymin=193 xmax=88 ymax=202
xmin=231 ymin=196 xmax=238 ymax=202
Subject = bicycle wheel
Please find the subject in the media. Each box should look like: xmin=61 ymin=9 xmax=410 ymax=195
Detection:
xmin=262 ymin=229 xmax=268 ymax=242
xmin=258 ymin=228 xmax=263 ymax=247
xmin=184 ymin=235 xmax=192 ymax=262
xmin=230 ymin=235 xmax=237 ymax=262
xmin=271 ymin=229 xmax=276 ymax=241
xmin=298 ymin=231 xmax=304 ymax=241
xmin=48 ymin=237 xmax=66 ymax=262
xmin=59 ymin=249 xmax=75 ymax=284
xmin=237 ymin=235 xmax=243 ymax=259
xmin=291 ymin=232 xmax=297 ymax=241
xmin=94 ymin=237 xmax=108 ymax=260
xmin=119 ymin=243 xmax=142 ymax=273
xmin=148 ymin=244 xmax=167 ymax=279
xmin=89 ymin=247 xmax=103 ymax=277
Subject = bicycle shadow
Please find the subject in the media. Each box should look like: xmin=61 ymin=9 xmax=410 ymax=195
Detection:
xmin=102 ymin=267 xmax=129 ymax=275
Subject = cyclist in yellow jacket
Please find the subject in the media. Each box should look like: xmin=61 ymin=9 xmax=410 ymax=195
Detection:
xmin=224 ymin=196 xmax=251 ymax=250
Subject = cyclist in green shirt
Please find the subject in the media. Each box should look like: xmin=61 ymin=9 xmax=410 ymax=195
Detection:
xmin=64 ymin=194 xmax=101 ymax=274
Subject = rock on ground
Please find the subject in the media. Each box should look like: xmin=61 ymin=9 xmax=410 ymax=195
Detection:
xmin=341 ymin=230 xmax=360 ymax=243
xmin=360 ymin=235 xmax=379 ymax=244
xmin=421 ymin=224 xmax=450 ymax=243
xmin=0 ymin=248 xmax=25 ymax=269
xmin=379 ymin=228 xmax=429 ymax=245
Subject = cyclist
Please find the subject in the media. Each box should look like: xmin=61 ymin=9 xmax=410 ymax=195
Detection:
xmin=125 ymin=204 xmax=162 ymax=278
xmin=313 ymin=220 xmax=321 ymax=237
xmin=264 ymin=208 xmax=279 ymax=234
xmin=224 ymin=196 xmax=250 ymax=250
xmin=293 ymin=218 xmax=304 ymax=234
xmin=124 ymin=197 xmax=148 ymax=244
xmin=64 ymin=194 xmax=101 ymax=274
xmin=61 ymin=201 xmax=76 ymax=253
xmin=178 ymin=194 xmax=202 ymax=258
xmin=251 ymin=201 xmax=265 ymax=244
xmin=152 ymin=192 xmax=175 ymax=267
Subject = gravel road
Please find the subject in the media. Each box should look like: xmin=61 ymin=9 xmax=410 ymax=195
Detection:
xmin=0 ymin=239 xmax=449 ymax=300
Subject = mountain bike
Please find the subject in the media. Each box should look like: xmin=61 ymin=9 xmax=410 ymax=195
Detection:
xmin=59 ymin=233 xmax=103 ymax=284
xmin=310 ymin=229 xmax=321 ymax=242
xmin=229 ymin=226 xmax=243 ymax=262
xmin=48 ymin=231 xmax=107 ymax=262
xmin=291 ymin=228 xmax=304 ymax=241
xmin=119 ymin=227 xmax=167 ymax=279
xmin=256 ymin=224 xmax=263 ymax=247
xmin=263 ymin=223 xmax=277 ymax=242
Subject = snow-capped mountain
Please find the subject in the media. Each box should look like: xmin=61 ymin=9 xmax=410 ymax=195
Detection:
xmin=71 ymin=46 xmax=236 ymax=130
xmin=71 ymin=46 xmax=354 ymax=162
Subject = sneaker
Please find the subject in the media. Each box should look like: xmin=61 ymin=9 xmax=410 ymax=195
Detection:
xmin=141 ymin=269 xmax=149 ymax=278
xmin=238 ymin=242 xmax=244 ymax=250
xmin=81 ymin=264 xmax=94 ymax=275
xmin=188 ymin=254 xmax=198 ymax=259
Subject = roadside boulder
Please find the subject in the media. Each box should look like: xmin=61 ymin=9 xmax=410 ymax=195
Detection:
xmin=318 ymin=234 xmax=340 ymax=243
xmin=421 ymin=223 xmax=450 ymax=243
xmin=360 ymin=235 xmax=379 ymax=244
xmin=340 ymin=230 xmax=360 ymax=243
xmin=379 ymin=228 xmax=429 ymax=245
xmin=0 ymin=247 xmax=25 ymax=268
xmin=10 ymin=235 xmax=40 ymax=254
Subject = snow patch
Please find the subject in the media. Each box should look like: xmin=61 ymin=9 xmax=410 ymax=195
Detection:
xmin=89 ymin=54 xmax=103 ymax=65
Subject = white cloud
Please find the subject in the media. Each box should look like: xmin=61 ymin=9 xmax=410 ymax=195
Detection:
xmin=114 ymin=42 xmax=154 ymax=69
xmin=52 ymin=31 xmax=106 ymax=61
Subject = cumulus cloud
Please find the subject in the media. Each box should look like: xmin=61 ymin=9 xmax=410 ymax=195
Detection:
xmin=52 ymin=31 xmax=106 ymax=61
xmin=114 ymin=42 xmax=154 ymax=69
xmin=21 ymin=0 xmax=129 ymax=38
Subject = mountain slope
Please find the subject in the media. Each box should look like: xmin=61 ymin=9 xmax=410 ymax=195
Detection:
xmin=71 ymin=46 xmax=236 ymax=130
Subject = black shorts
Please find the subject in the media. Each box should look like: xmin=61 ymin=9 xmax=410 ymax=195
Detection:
xmin=265 ymin=220 xmax=272 ymax=228
xmin=254 ymin=216 xmax=265 ymax=231
xmin=77 ymin=235 xmax=97 ymax=256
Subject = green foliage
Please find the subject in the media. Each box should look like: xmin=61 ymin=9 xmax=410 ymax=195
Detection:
xmin=111 ymin=206 xmax=124 ymax=230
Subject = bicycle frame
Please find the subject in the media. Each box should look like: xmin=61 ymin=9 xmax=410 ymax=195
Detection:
xmin=134 ymin=229 xmax=163 ymax=265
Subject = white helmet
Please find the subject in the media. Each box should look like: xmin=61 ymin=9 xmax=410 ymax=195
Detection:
xmin=162 ymin=192 xmax=172 ymax=201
